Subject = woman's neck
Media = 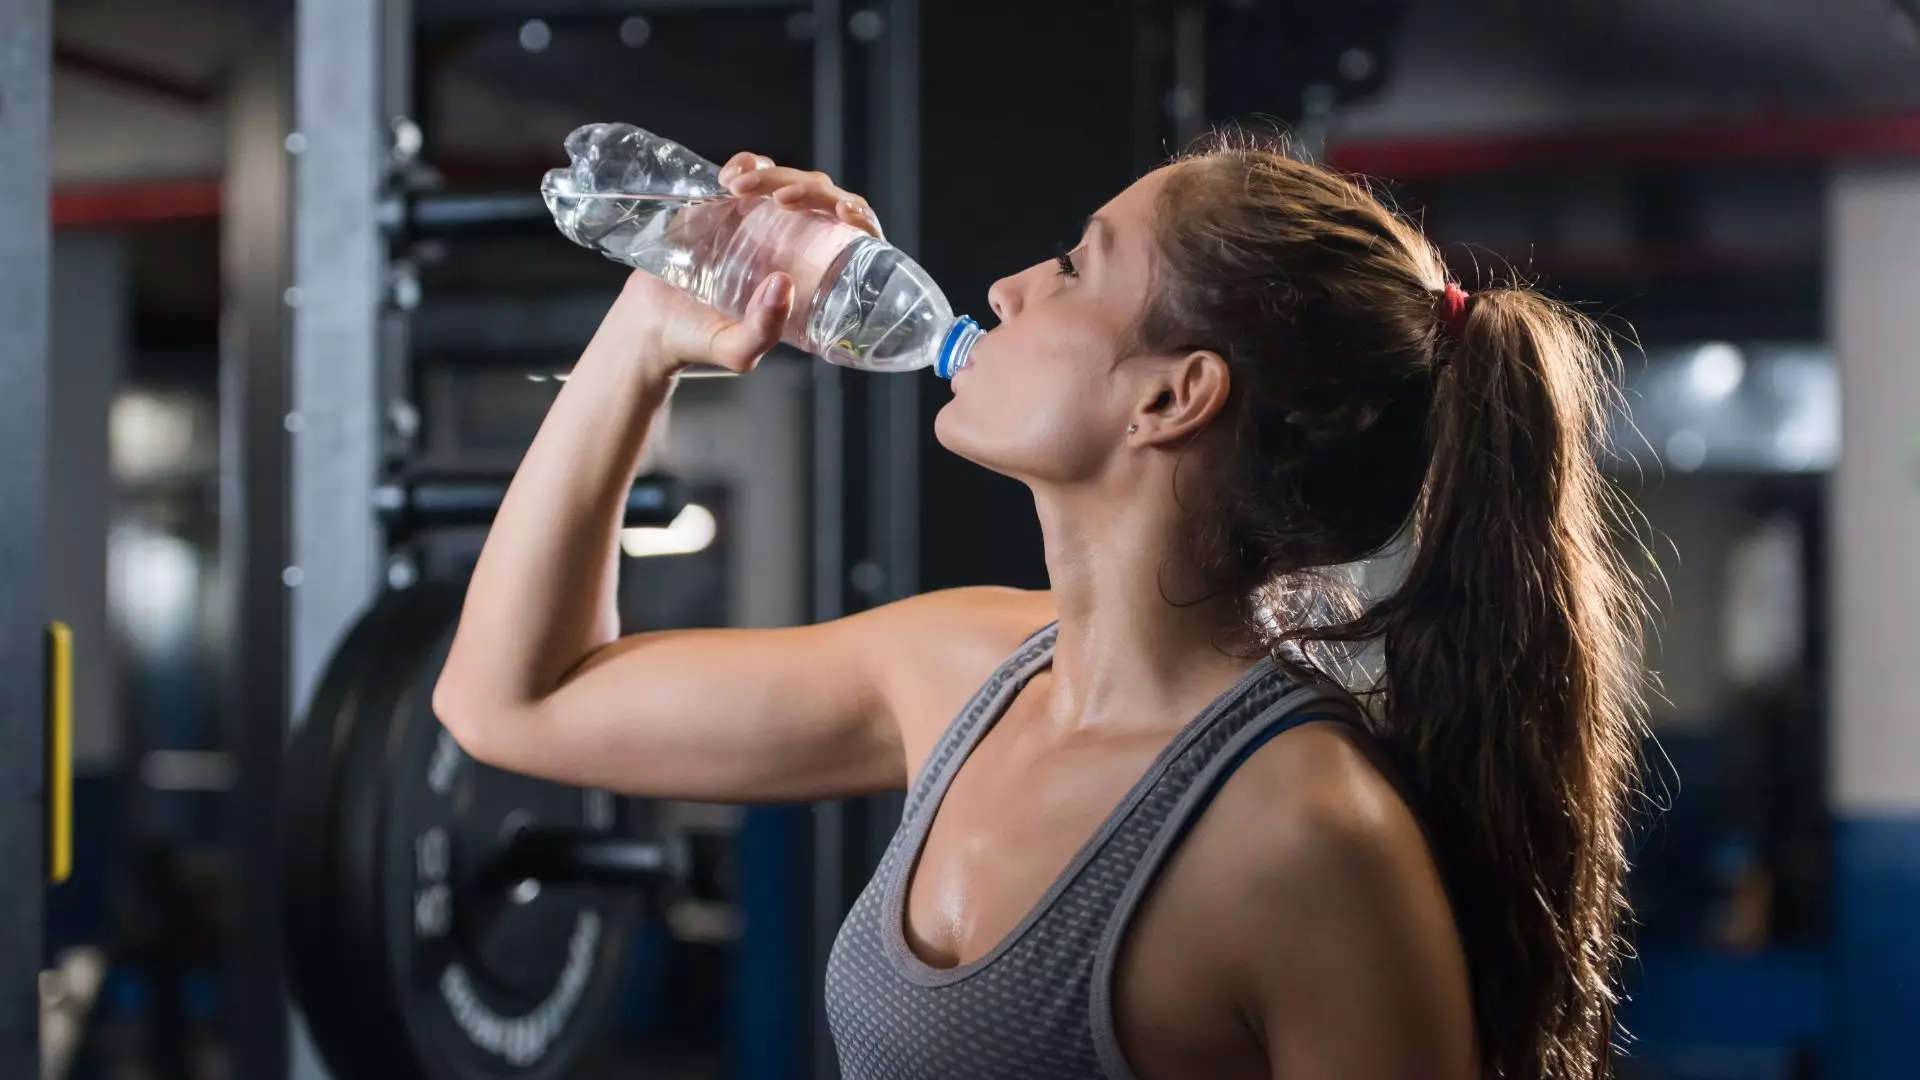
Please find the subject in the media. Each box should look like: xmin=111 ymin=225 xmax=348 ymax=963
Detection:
xmin=1029 ymin=485 xmax=1261 ymax=738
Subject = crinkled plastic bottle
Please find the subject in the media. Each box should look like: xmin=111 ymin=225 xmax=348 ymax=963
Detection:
xmin=542 ymin=123 xmax=979 ymax=377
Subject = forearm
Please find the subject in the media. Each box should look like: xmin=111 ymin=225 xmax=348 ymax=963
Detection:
xmin=440 ymin=305 xmax=673 ymax=714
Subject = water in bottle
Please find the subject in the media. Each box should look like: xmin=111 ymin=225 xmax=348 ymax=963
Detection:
xmin=542 ymin=123 xmax=980 ymax=377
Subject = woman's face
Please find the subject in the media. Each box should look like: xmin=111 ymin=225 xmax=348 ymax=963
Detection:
xmin=933 ymin=167 xmax=1175 ymax=486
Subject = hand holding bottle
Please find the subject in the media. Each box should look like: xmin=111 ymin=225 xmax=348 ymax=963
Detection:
xmin=596 ymin=151 xmax=885 ymax=378
xmin=544 ymin=124 xmax=980 ymax=377
xmin=601 ymin=266 xmax=792 ymax=379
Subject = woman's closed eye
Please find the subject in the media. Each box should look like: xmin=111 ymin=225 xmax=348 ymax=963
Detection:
xmin=1053 ymin=244 xmax=1079 ymax=278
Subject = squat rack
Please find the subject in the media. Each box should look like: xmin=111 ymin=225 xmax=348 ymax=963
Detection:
xmin=0 ymin=0 xmax=53 ymax=1067
xmin=219 ymin=1 xmax=923 ymax=1077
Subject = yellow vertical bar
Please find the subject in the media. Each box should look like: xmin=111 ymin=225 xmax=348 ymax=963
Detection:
xmin=47 ymin=622 xmax=72 ymax=885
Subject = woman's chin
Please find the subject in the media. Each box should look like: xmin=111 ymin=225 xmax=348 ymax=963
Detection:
xmin=932 ymin=400 xmax=994 ymax=470
xmin=931 ymin=398 xmax=966 ymax=455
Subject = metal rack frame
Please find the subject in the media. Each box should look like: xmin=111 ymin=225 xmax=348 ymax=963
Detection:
xmin=0 ymin=0 xmax=51 ymax=1067
xmin=219 ymin=1 xmax=923 ymax=1076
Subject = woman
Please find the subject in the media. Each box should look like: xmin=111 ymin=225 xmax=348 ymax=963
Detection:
xmin=435 ymin=131 xmax=1650 ymax=1079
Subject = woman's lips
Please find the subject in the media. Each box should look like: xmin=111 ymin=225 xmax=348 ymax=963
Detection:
xmin=954 ymin=334 xmax=989 ymax=378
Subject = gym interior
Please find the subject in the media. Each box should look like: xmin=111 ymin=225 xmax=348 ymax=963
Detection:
xmin=5 ymin=1 xmax=1919 ymax=1077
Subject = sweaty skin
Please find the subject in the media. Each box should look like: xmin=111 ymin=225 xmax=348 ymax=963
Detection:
xmin=438 ymin=154 xmax=1478 ymax=1078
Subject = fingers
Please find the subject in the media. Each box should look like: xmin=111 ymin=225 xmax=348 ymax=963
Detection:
xmin=706 ymin=272 xmax=794 ymax=374
xmin=721 ymin=164 xmax=819 ymax=198
xmin=834 ymin=197 xmax=885 ymax=240
xmin=717 ymin=151 xmax=773 ymax=183
xmin=716 ymin=155 xmax=885 ymax=239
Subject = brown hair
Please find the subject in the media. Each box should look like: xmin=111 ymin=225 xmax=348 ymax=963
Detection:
xmin=1136 ymin=131 xmax=1651 ymax=1079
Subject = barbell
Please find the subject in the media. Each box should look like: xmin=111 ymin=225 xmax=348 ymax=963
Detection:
xmin=282 ymin=475 xmax=700 ymax=1079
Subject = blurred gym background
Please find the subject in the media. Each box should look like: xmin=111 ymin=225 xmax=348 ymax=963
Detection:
xmin=4 ymin=0 xmax=1918 ymax=1077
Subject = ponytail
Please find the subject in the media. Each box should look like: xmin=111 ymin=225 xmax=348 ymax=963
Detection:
xmin=1288 ymin=286 xmax=1652 ymax=1079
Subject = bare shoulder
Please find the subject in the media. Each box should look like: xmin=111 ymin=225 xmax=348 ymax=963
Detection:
xmin=865 ymin=585 xmax=1055 ymax=764
xmin=898 ymin=583 xmax=1055 ymax=634
xmin=1183 ymin=720 xmax=1428 ymax=905
xmin=1224 ymin=720 xmax=1412 ymax=849
xmin=872 ymin=585 xmax=1054 ymax=674
xmin=1175 ymin=719 xmax=1476 ymax=1072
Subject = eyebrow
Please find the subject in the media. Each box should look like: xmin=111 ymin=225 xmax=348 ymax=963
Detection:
xmin=1083 ymin=214 xmax=1113 ymax=256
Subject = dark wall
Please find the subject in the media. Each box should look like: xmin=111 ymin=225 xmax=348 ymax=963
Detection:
xmin=914 ymin=0 xmax=1148 ymax=592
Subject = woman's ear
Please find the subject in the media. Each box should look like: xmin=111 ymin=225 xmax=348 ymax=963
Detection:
xmin=1132 ymin=350 xmax=1229 ymax=444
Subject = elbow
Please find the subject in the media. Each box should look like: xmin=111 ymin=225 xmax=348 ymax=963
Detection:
xmin=429 ymin=675 xmax=465 ymax=740
xmin=432 ymin=670 xmax=513 ymax=768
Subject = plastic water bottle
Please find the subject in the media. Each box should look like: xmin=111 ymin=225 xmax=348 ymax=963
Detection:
xmin=542 ymin=123 xmax=980 ymax=378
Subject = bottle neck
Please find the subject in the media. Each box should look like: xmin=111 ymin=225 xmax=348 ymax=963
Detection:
xmin=935 ymin=315 xmax=982 ymax=379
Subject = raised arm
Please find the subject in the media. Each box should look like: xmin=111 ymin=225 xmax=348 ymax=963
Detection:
xmin=433 ymin=153 xmax=1045 ymax=801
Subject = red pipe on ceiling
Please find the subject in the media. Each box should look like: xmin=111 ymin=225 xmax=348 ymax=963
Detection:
xmin=47 ymin=110 xmax=1920 ymax=226
xmin=53 ymin=178 xmax=220 ymax=228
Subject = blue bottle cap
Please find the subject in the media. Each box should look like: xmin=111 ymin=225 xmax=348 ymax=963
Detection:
xmin=936 ymin=315 xmax=982 ymax=380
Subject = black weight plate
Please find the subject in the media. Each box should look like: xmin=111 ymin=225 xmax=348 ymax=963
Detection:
xmin=284 ymin=586 xmax=441 ymax=1074
xmin=284 ymin=584 xmax=643 ymax=1080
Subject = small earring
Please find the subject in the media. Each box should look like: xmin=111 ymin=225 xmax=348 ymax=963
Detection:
xmin=1127 ymin=422 xmax=1138 ymax=434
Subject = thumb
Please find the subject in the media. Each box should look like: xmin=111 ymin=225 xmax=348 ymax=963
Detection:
xmin=706 ymin=273 xmax=794 ymax=374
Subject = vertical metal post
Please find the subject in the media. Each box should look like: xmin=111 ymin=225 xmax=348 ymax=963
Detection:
xmin=810 ymin=5 xmax=847 ymax=625
xmin=860 ymin=0 xmax=919 ymax=903
xmin=48 ymin=234 xmax=127 ymax=772
xmin=809 ymin=4 xmax=925 ymax=1072
xmin=1170 ymin=4 xmax=1207 ymax=149
xmin=1132 ymin=0 xmax=1169 ymax=171
xmin=808 ymin=6 xmax=850 ymax=1075
xmin=1827 ymin=166 xmax=1920 ymax=1079
xmin=871 ymin=0 xmax=921 ymax=607
xmin=380 ymin=0 xmax=417 ymax=477
xmin=0 ymin=0 xmax=50 ymax=1066
xmin=289 ymin=0 xmax=386 ymax=717
xmin=286 ymin=3 xmax=394 ymax=1075
xmin=218 ymin=25 xmax=293 ymax=1080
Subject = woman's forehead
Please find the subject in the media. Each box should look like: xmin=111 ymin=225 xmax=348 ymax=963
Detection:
xmin=1083 ymin=170 xmax=1172 ymax=291
xmin=1099 ymin=166 xmax=1173 ymax=227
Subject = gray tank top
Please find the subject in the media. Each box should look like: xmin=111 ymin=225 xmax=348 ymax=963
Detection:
xmin=824 ymin=620 xmax=1362 ymax=1079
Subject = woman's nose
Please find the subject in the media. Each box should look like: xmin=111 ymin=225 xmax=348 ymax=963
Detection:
xmin=987 ymin=275 xmax=1021 ymax=323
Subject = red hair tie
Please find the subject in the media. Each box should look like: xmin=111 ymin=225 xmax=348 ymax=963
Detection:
xmin=1440 ymin=281 xmax=1471 ymax=338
